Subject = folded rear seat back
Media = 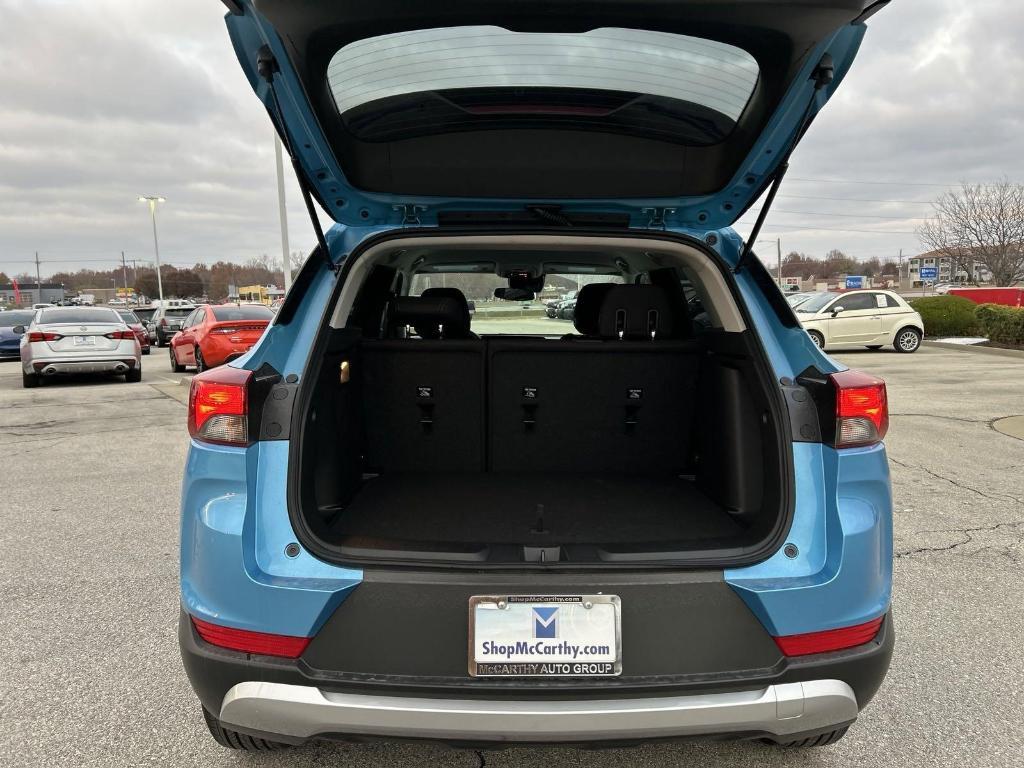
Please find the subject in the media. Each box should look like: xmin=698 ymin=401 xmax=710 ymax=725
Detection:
xmin=362 ymin=293 xmax=485 ymax=472
xmin=488 ymin=285 xmax=699 ymax=475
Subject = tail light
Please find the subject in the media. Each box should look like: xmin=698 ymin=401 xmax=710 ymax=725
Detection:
xmin=774 ymin=616 xmax=884 ymax=656
xmin=26 ymin=331 xmax=63 ymax=342
xmin=211 ymin=323 xmax=266 ymax=335
xmin=191 ymin=616 xmax=310 ymax=658
xmin=188 ymin=366 xmax=253 ymax=446
xmin=831 ymin=370 xmax=888 ymax=447
xmin=104 ymin=330 xmax=137 ymax=340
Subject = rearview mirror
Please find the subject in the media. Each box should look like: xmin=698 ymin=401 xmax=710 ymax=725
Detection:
xmin=831 ymin=305 xmax=845 ymax=316
xmin=494 ymin=287 xmax=535 ymax=302
xmin=13 ymin=325 xmax=25 ymax=334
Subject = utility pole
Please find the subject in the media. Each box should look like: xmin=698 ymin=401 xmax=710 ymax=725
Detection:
xmin=777 ymin=237 xmax=782 ymax=287
xmin=35 ymin=251 xmax=42 ymax=304
xmin=121 ymin=251 xmax=129 ymax=300
xmin=274 ymin=135 xmax=293 ymax=294
xmin=898 ymin=248 xmax=903 ymax=290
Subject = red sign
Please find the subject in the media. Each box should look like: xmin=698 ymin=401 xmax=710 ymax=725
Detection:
xmin=11 ymin=278 xmax=20 ymax=304
xmin=949 ymin=287 xmax=1024 ymax=308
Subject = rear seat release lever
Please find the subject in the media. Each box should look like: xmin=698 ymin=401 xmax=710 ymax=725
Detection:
xmin=521 ymin=387 xmax=539 ymax=430
xmin=416 ymin=386 xmax=435 ymax=433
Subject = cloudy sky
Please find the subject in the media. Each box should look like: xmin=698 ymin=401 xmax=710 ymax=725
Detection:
xmin=1 ymin=0 xmax=1022 ymax=278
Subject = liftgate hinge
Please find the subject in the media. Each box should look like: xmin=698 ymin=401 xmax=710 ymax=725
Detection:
xmin=393 ymin=204 xmax=427 ymax=226
xmin=642 ymin=207 xmax=676 ymax=230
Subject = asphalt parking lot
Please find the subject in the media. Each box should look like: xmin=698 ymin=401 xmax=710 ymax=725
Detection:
xmin=0 ymin=341 xmax=1022 ymax=767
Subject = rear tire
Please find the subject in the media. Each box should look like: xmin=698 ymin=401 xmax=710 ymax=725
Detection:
xmin=142 ymin=348 xmax=150 ymax=356
xmin=774 ymin=726 xmax=849 ymax=748
xmin=170 ymin=348 xmax=185 ymax=373
xmin=125 ymin=366 xmax=142 ymax=383
xmin=22 ymin=371 xmax=39 ymax=389
xmin=195 ymin=347 xmax=206 ymax=373
xmin=894 ymin=327 xmax=922 ymax=353
xmin=807 ymin=330 xmax=825 ymax=350
xmin=201 ymin=707 xmax=289 ymax=752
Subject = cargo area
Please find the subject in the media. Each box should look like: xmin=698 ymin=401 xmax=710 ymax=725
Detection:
xmin=289 ymin=234 xmax=791 ymax=568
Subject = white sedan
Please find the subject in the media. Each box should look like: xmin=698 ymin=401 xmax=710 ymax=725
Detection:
xmin=795 ymin=289 xmax=924 ymax=353
xmin=17 ymin=306 xmax=142 ymax=388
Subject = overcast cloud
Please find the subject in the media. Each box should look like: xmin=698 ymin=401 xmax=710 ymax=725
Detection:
xmin=0 ymin=0 xmax=1022 ymax=277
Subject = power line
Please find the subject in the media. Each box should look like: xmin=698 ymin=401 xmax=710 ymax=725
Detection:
xmin=737 ymin=222 xmax=919 ymax=235
xmin=768 ymin=208 xmax=927 ymax=221
xmin=786 ymin=177 xmax=960 ymax=188
xmin=778 ymin=194 xmax=934 ymax=205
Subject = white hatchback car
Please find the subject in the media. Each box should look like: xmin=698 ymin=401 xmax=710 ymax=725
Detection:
xmin=795 ymin=289 xmax=924 ymax=353
xmin=18 ymin=306 xmax=142 ymax=387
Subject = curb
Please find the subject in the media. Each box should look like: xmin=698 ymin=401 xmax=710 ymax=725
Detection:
xmin=993 ymin=416 xmax=1024 ymax=441
xmin=923 ymin=341 xmax=1024 ymax=360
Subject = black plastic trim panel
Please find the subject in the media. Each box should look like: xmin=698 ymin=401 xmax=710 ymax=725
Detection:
xmin=179 ymin=605 xmax=894 ymax=725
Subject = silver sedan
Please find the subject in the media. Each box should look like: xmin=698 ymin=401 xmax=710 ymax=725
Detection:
xmin=18 ymin=306 xmax=142 ymax=388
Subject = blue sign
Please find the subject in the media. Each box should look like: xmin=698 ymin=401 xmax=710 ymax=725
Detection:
xmin=919 ymin=266 xmax=938 ymax=280
xmin=845 ymin=276 xmax=866 ymax=289
xmin=532 ymin=607 xmax=559 ymax=638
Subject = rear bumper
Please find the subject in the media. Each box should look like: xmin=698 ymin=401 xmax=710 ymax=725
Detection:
xmin=180 ymin=608 xmax=893 ymax=746
xmin=218 ymin=678 xmax=857 ymax=745
xmin=30 ymin=357 xmax=138 ymax=375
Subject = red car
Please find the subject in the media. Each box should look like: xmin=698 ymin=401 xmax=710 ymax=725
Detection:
xmin=117 ymin=310 xmax=151 ymax=355
xmin=169 ymin=304 xmax=273 ymax=372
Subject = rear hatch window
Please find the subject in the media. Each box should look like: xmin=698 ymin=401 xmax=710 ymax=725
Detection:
xmin=211 ymin=306 xmax=273 ymax=321
xmin=39 ymin=308 xmax=121 ymax=324
xmin=329 ymin=27 xmax=759 ymax=145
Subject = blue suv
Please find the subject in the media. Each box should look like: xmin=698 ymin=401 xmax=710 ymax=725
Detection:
xmin=180 ymin=0 xmax=893 ymax=751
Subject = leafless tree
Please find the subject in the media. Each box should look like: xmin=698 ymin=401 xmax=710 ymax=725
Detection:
xmin=917 ymin=180 xmax=1024 ymax=286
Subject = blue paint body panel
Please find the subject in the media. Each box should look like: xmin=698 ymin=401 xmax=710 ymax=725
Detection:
xmin=725 ymin=443 xmax=893 ymax=636
xmin=180 ymin=3 xmax=891 ymax=643
xmin=180 ymin=438 xmax=361 ymax=638
xmin=180 ymin=223 xmax=892 ymax=642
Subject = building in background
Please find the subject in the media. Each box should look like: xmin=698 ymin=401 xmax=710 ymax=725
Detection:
xmin=906 ymin=250 xmax=993 ymax=287
xmin=0 ymin=282 xmax=65 ymax=307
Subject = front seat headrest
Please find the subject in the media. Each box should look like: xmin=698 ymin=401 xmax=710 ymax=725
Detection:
xmin=572 ymin=283 xmax=617 ymax=336
xmin=596 ymin=285 xmax=676 ymax=340
xmin=385 ymin=293 xmax=473 ymax=339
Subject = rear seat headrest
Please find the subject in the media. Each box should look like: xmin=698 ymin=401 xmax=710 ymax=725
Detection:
xmin=385 ymin=293 xmax=473 ymax=339
xmin=572 ymin=283 xmax=617 ymax=336
xmin=596 ymin=284 xmax=676 ymax=340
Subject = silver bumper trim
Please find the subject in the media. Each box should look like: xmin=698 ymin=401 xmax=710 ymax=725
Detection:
xmin=36 ymin=360 xmax=134 ymax=375
xmin=220 ymin=679 xmax=857 ymax=743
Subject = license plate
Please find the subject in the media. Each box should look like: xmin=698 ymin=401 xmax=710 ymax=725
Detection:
xmin=469 ymin=595 xmax=621 ymax=677
xmin=73 ymin=336 xmax=95 ymax=346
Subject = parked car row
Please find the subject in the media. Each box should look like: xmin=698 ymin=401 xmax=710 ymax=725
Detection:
xmin=545 ymin=291 xmax=578 ymax=320
xmin=169 ymin=304 xmax=273 ymax=373
xmin=1 ymin=302 xmax=275 ymax=388
xmin=9 ymin=306 xmax=143 ymax=388
xmin=793 ymin=289 xmax=924 ymax=353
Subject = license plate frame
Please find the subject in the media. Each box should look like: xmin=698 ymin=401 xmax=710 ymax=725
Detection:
xmin=468 ymin=594 xmax=621 ymax=678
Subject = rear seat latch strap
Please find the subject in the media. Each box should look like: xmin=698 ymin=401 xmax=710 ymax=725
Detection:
xmin=416 ymin=386 xmax=435 ymax=433
xmin=625 ymin=388 xmax=643 ymax=431
xmin=521 ymin=386 xmax=539 ymax=431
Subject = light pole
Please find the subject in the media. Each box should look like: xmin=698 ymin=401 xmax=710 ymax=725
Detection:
xmin=138 ymin=196 xmax=166 ymax=305
xmin=274 ymin=135 xmax=292 ymax=294
xmin=756 ymin=238 xmax=783 ymax=288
